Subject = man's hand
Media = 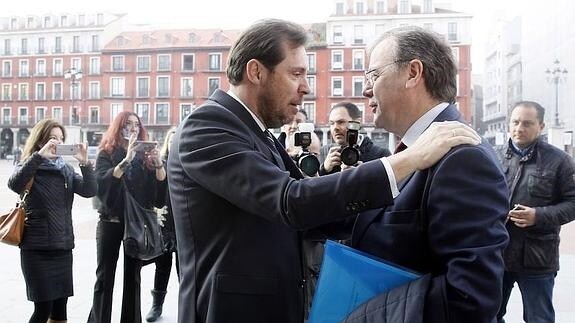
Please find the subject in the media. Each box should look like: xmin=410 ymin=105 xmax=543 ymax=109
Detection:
xmin=388 ymin=121 xmax=481 ymax=182
xmin=323 ymin=146 xmax=342 ymax=172
xmin=508 ymin=204 xmax=536 ymax=227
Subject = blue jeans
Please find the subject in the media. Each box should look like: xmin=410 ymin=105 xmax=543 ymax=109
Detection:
xmin=497 ymin=271 xmax=556 ymax=323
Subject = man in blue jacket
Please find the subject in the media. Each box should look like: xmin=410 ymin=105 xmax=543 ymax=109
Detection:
xmin=349 ymin=26 xmax=510 ymax=323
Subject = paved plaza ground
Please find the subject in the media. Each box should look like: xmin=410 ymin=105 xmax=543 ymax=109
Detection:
xmin=1 ymin=159 xmax=574 ymax=322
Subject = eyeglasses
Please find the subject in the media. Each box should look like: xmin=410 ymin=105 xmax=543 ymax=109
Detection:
xmin=364 ymin=60 xmax=406 ymax=85
xmin=124 ymin=121 xmax=140 ymax=128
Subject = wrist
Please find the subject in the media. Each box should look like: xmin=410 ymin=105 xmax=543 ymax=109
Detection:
xmin=154 ymin=163 xmax=164 ymax=170
xmin=118 ymin=160 xmax=130 ymax=171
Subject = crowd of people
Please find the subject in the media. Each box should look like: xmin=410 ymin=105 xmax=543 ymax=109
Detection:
xmin=6 ymin=18 xmax=575 ymax=323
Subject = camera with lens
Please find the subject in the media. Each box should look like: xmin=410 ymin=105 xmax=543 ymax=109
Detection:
xmin=340 ymin=121 xmax=361 ymax=166
xmin=292 ymin=123 xmax=320 ymax=176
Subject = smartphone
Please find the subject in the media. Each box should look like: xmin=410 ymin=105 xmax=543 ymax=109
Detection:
xmin=134 ymin=141 xmax=157 ymax=152
xmin=56 ymin=144 xmax=78 ymax=156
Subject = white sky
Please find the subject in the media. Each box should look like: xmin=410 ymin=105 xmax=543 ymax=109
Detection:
xmin=4 ymin=0 xmax=527 ymax=71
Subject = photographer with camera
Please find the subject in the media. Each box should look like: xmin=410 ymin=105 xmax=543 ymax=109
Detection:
xmin=319 ymin=102 xmax=390 ymax=175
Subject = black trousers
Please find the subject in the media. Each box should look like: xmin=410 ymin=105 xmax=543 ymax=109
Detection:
xmin=87 ymin=220 xmax=143 ymax=323
xmin=144 ymin=250 xmax=179 ymax=292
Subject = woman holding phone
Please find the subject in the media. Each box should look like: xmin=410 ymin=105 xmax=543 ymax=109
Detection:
xmin=87 ymin=111 xmax=167 ymax=323
xmin=8 ymin=118 xmax=96 ymax=323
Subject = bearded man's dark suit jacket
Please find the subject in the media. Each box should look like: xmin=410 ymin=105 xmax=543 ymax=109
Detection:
xmin=350 ymin=105 xmax=510 ymax=323
xmin=168 ymin=89 xmax=395 ymax=323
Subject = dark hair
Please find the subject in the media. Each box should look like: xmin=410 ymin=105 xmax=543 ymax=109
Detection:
xmin=512 ymin=101 xmax=545 ymax=124
xmin=99 ymin=111 xmax=148 ymax=154
xmin=160 ymin=127 xmax=177 ymax=161
xmin=371 ymin=26 xmax=457 ymax=103
xmin=297 ymin=109 xmax=308 ymax=120
xmin=22 ymin=118 xmax=66 ymax=160
xmin=331 ymin=102 xmax=362 ymax=120
xmin=226 ymin=19 xmax=308 ymax=85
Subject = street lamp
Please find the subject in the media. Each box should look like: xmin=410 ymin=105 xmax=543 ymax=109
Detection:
xmin=64 ymin=67 xmax=83 ymax=141
xmin=545 ymin=59 xmax=568 ymax=127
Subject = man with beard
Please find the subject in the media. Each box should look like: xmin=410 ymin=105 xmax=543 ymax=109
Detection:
xmin=167 ymin=19 xmax=481 ymax=323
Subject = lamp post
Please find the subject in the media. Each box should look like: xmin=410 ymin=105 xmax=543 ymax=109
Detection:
xmin=545 ymin=59 xmax=568 ymax=127
xmin=64 ymin=67 xmax=83 ymax=141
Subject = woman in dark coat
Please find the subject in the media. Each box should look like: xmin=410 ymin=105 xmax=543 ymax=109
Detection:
xmin=8 ymin=118 xmax=97 ymax=323
xmin=86 ymin=111 xmax=166 ymax=323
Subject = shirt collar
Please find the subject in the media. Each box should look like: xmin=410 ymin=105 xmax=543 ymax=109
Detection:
xmin=227 ymin=90 xmax=267 ymax=132
xmin=510 ymin=139 xmax=536 ymax=157
xmin=401 ymin=102 xmax=450 ymax=147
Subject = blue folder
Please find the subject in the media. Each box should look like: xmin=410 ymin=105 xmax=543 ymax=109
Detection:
xmin=308 ymin=240 xmax=421 ymax=323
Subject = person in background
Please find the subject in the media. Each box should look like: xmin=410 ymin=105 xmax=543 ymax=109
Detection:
xmin=144 ymin=127 xmax=179 ymax=322
xmin=319 ymin=102 xmax=390 ymax=175
xmin=167 ymin=18 xmax=481 ymax=323
xmin=87 ymin=111 xmax=167 ymax=323
xmin=8 ymin=118 xmax=96 ymax=323
xmin=278 ymin=109 xmax=308 ymax=157
xmin=496 ymin=101 xmax=575 ymax=323
xmin=349 ymin=26 xmax=509 ymax=322
xmin=13 ymin=145 xmax=22 ymax=165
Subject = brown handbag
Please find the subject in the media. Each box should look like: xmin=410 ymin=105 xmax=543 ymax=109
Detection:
xmin=0 ymin=178 xmax=33 ymax=246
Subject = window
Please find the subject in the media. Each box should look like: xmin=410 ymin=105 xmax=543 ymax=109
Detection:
xmin=19 ymin=108 xmax=28 ymax=124
xmin=111 ymin=103 xmax=123 ymax=120
xmin=52 ymin=82 xmax=62 ymax=100
xmin=307 ymin=53 xmax=316 ymax=73
xmin=89 ymin=82 xmax=100 ymax=99
xmin=331 ymin=50 xmax=343 ymax=70
xmin=44 ymin=16 xmax=51 ymax=28
xmin=302 ymin=102 xmax=316 ymax=123
xmin=137 ymin=56 xmax=150 ymax=72
xmin=3 ymin=61 xmax=12 ymax=77
xmin=352 ymin=76 xmax=364 ymax=97
xmin=181 ymin=77 xmax=193 ymax=97
xmin=398 ymin=0 xmax=410 ymax=14
xmin=36 ymin=59 xmax=46 ymax=76
xmin=37 ymin=38 xmax=45 ymax=54
xmin=335 ymin=1 xmax=344 ymax=15
xmin=208 ymin=78 xmax=219 ymax=96
xmin=2 ymin=108 xmax=10 ymax=124
xmin=135 ymin=103 xmax=150 ymax=124
xmin=91 ymin=35 xmax=99 ymax=51
xmin=182 ymin=54 xmax=194 ymax=71
xmin=452 ymin=47 xmax=460 ymax=65
xmin=155 ymin=103 xmax=169 ymax=124
xmin=71 ymin=106 xmax=80 ymax=124
xmin=72 ymin=36 xmax=81 ymax=52
xmin=110 ymin=77 xmax=125 ymax=97
xmin=448 ymin=22 xmax=458 ymax=41
xmin=137 ymin=77 xmax=149 ymax=97
xmin=353 ymin=50 xmax=364 ymax=70
xmin=53 ymin=59 xmax=63 ymax=76
xmin=21 ymin=38 xmax=28 ymax=54
xmin=331 ymin=77 xmax=343 ymax=96
xmin=4 ymin=39 xmax=11 ymax=55
xmin=71 ymin=81 xmax=81 ymax=100
xmin=19 ymin=83 xmax=29 ymax=100
xmin=53 ymin=107 xmax=62 ymax=123
xmin=333 ymin=25 xmax=343 ymax=44
xmin=19 ymin=60 xmax=29 ymax=77
xmin=353 ymin=25 xmax=364 ymax=44
xmin=112 ymin=56 xmax=124 ymax=71
xmin=180 ymin=103 xmax=194 ymax=121
xmin=89 ymin=106 xmax=99 ymax=124
xmin=36 ymin=83 xmax=46 ymax=100
xmin=35 ymin=107 xmax=46 ymax=123
xmin=355 ymin=1 xmax=365 ymax=14
xmin=71 ymin=58 xmax=81 ymax=70
xmin=306 ymin=76 xmax=316 ymax=96
xmin=2 ymin=84 xmax=11 ymax=100
xmin=423 ymin=0 xmax=433 ymax=13
xmin=158 ymin=54 xmax=171 ymax=71
xmin=209 ymin=53 xmax=221 ymax=71
xmin=90 ymin=57 xmax=100 ymax=74
xmin=54 ymin=36 xmax=62 ymax=53
xmin=27 ymin=17 xmax=35 ymax=28
xmin=157 ymin=76 xmax=169 ymax=97
xmin=423 ymin=23 xmax=433 ymax=30
xmin=376 ymin=1 xmax=387 ymax=14
xmin=60 ymin=15 xmax=68 ymax=27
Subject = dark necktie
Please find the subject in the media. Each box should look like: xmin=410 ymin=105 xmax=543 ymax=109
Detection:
xmin=394 ymin=141 xmax=407 ymax=154
xmin=264 ymin=130 xmax=286 ymax=168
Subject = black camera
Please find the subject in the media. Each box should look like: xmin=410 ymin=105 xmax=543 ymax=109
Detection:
xmin=340 ymin=121 xmax=361 ymax=166
xmin=293 ymin=124 xmax=320 ymax=177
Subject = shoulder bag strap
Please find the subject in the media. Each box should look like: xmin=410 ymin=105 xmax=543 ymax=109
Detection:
xmin=20 ymin=178 xmax=34 ymax=204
